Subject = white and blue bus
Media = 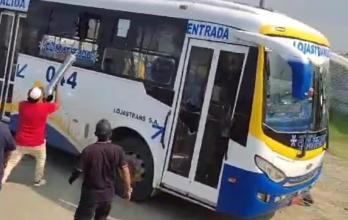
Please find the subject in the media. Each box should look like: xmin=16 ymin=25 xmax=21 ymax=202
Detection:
xmin=0 ymin=0 xmax=343 ymax=218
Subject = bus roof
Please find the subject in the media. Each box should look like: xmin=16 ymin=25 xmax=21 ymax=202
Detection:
xmin=42 ymin=0 xmax=330 ymax=47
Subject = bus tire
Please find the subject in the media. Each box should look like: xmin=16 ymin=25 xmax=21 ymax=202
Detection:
xmin=113 ymin=137 xmax=154 ymax=201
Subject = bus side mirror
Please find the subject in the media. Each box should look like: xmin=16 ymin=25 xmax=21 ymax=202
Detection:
xmin=288 ymin=61 xmax=313 ymax=100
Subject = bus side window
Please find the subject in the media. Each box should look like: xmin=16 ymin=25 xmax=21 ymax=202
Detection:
xmin=100 ymin=16 xmax=185 ymax=88
xmin=47 ymin=9 xmax=78 ymax=38
xmin=76 ymin=13 xmax=101 ymax=42
xmin=101 ymin=47 xmax=176 ymax=85
xmin=20 ymin=3 xmax=51 ymax=55
xmin=20 ymin=2 xmax=102 ymax=70
xmin=41 ymin=9 xmax=100 ymax=68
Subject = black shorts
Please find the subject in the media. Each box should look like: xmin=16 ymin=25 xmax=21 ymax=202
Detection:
xmin=74 ymin=200 xmax=112 ymax=220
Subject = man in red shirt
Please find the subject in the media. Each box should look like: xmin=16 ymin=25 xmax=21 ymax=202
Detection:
xmin=2 ymin=86 xmax=60 ymax=186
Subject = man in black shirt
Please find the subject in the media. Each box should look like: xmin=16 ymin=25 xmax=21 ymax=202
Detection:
xmin=69 ymin=119 xmax=132 ymax=220
xmin=0 ymin=122 xmax=16 ymax=191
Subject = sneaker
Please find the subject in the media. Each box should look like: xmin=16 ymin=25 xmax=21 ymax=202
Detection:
xmin=33 ymin=179 xmax=47 ymax=187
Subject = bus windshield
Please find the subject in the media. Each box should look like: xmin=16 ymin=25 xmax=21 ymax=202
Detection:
xmin=264 ymin=51 xmax=329 ymax=133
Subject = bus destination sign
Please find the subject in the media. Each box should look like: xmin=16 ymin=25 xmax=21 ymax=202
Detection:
xmin=187 ymin=20 xmax=233 ymax=43
xmin=0 ymin=0 xmax=30 ymax=12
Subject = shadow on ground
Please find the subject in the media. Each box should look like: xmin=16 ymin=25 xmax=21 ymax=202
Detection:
xmin=5 ymin=147 xmax=272 ymax=220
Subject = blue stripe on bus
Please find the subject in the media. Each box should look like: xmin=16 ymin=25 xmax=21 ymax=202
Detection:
xmin=216 ymin=164 xmax=320 ymax=219
xmin=10 ymin=115 xmax=79 ymax=155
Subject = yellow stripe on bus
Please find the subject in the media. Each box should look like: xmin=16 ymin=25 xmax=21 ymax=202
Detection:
xmin=3 ymin=102 xmax=19 ymax=113
xmin=260 ymin=25 xmax=330 ymax=47
xmin=249 ymin=47 xmax=325 ymax=160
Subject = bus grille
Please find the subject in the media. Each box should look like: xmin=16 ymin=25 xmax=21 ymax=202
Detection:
xmin=283 ymin=167 xmax=321 ymax=187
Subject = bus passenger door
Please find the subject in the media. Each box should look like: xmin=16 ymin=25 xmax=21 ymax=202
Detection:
xmin=162 ymin=39 xmax=248 ymax=206
xmin=0 ymin=11 xmax=26 ymax=121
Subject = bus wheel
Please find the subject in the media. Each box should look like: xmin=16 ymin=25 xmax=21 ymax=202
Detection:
xmin=113 ymin=137 xmax=154 ymax=201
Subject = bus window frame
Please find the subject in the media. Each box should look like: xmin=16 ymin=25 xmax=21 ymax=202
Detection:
xmin=21 ymin=1 xmax=186 ymax=90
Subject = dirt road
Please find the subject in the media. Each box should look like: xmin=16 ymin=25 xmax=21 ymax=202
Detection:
xmin=0 ymin=150 xmax=347 ymax=220
xmin=273 ymin=153 xmax=348 ymax=220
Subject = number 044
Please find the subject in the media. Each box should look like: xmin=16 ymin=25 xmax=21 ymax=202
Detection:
xmin=46 ymin=66 xmax=78 ymax=89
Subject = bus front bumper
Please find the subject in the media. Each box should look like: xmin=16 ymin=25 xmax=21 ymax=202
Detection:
xmin=216 ymin=164 xmax=321 ymax=219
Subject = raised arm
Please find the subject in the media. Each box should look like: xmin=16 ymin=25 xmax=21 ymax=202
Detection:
xmin=54 ymin=86 xmax=61 ymax=109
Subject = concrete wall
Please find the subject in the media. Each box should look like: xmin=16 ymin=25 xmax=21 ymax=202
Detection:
xmin=330 ymin=54 xmax=348 ymax=114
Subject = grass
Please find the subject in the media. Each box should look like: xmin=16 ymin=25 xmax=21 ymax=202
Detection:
xmin=329 ymin=110 xmax=348 ymax=162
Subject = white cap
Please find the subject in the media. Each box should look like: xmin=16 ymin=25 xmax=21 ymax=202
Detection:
xmin=29 ymin=87 xmax=42 ymax=100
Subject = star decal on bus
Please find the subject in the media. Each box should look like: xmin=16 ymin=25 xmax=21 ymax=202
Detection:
xmin=290 ymin=135 xmax=298 ymax=147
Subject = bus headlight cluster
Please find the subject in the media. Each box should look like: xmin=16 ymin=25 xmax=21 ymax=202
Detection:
xmin=255 ymin=155 xmax=286 ymax=183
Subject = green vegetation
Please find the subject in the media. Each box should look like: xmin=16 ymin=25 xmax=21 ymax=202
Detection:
xmin=329 ymin=110 xmax=348 ymax=161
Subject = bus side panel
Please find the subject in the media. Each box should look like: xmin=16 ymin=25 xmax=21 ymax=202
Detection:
xmin=12 ymin=54 xmax=170 ymax=186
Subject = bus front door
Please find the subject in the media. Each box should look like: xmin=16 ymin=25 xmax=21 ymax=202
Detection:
xmin=0 ymin=11 xmax=26 ymax=121
xmin=162 ymin=39 xmax=248 ymax=206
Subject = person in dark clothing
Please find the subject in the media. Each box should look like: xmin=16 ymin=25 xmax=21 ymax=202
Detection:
xmin=69 ymin=119 xmax=132 ymax=220
xmin=0 ymin=122 xmax=16 ymax=191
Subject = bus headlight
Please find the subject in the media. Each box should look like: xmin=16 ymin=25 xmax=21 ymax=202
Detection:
xmin=255 ymin=155 xmax=286 ymax=183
